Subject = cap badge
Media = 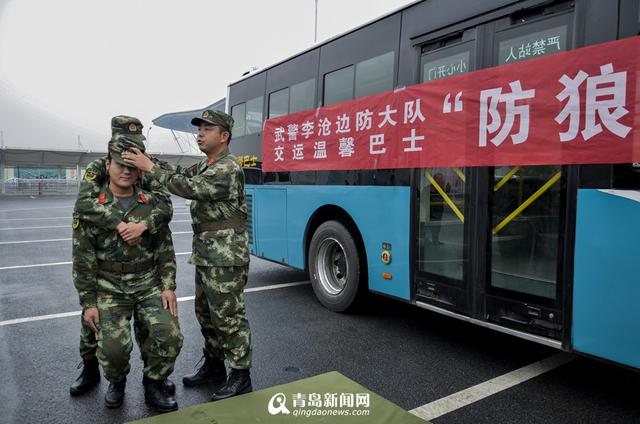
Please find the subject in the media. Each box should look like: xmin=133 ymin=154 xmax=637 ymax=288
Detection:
xmin=128 ymin=123 xmax=137 ymax=132
xmin=203 ymin=111 xmax=210 ymax=118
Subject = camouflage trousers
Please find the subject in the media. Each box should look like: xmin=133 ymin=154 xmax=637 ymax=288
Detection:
xmin=79 ymin=313 xmax=147 ymax=361
xmin=195 ymin=265 xmax=252 ymax=369
xmin=79 ymin=318 xmax=97 ymax=361
xmin=95 ymin=285 xmax=184 ymax=383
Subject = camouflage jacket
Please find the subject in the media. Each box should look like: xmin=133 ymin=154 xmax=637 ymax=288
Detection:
xmin=149 ymin=147 xmax=249 ymax=267
xmin=74 ymin=157 xmax=173 ymax=233
xmin=72 ymin=184 xmax=177 ymax=309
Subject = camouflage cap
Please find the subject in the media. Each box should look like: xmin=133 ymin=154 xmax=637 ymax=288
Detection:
xmin=111 ymin=115 xmax=146 ymax=142
xmin=108 ymin=135 xmax=146 ymax=168
xmin=108 ymin=116 xmax=146 ymax=168
xmin=191 ymin=109 xmax=234 ymax=133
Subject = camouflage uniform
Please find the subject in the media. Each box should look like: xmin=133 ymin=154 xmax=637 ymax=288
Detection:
xmin=73 ymin=184 xmax=183 ymax=383
xmin=72 ymin=122 xmax=183 ymax=384
xmin=74 ymin=116 xmax=173 ymax=364
xmin=149 ymin=118 xmax=252 ymax=370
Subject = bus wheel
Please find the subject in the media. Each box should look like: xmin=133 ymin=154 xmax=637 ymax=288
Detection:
xmin=309 ymin=220 xmax=362 ymax=312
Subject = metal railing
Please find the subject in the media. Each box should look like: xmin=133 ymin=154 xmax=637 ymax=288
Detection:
xmin=0 ymin=179 xmax=79 ymax=196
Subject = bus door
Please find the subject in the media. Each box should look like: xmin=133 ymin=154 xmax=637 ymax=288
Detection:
xmin=414 ymin=28 xmax=478 ymax=315
xmin=481 ymin=3 xmax=574 ymax=340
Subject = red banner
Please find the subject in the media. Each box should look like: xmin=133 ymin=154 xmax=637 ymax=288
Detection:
xmin=262 ymin=36 xmax=640 ymax=172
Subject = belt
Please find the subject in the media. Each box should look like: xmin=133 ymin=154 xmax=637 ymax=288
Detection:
xmin=192 ymin=217 xmax=245 ymax=233
xmin=97 ymin=259 xmax=154 ymax=273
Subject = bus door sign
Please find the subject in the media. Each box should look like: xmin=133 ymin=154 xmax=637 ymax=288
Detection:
xmin=423 ymin=51 xmax=470 ymax=82
xmin=498 ymin=25 xmax=568 ymax=64
xmin=263 ymin=36 xmax=640 ymax=172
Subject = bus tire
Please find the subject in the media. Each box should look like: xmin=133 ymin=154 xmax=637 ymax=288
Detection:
xmin=308 ymin=220 xmax=363 ymax=312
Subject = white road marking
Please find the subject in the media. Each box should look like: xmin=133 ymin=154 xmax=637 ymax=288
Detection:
xmin=0 ymin=311 xmax=82 ymax=326
xmin=0 ymin=261 xmax=72 ymax=270
xmin=0 ymin=251 xmax=192 ymax=270
xmin=0 ymin=206 xmax=72 ymax=213
xmin=0 ymin=281 xmax=310 ymax=326
xmin=0 ymin=225 xmax=69 ymax=231
xmin=0 ymin=212 xmax=191 ymax=222
xmin=0 ymin=238 xmax=72 ymax=245
xmin=409 ymin=352 xmax=574 ymax=421
xmin=0 ymin=216 xmax=79 ymax=221
xmin=0 ymin=221 xmax=192 ymax=231
xmin=0 ymin=232 xmax=193 ymax=245
xmin=245 ymin=281 xmax=309 ymax=293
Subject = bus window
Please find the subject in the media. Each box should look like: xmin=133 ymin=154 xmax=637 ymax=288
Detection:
xmin=355 ymin=51 xmax=394 ymax=98
xmin=613 ymin=163 xmax=640 ymax=189
xmin=491 ymin=165 xmax=562 ymax=299
xmin=323 ymin=66 xmax=354 ymax=106
xmin=420 ymin=38 xmax=474 ymax=84
xmin=268 ymin=88 xmax=289 ymax=119
xmin=231 ymin=103 xmax=246 ymax=137
xmin=416 ymin=37 xmax=474 ymax=286
xmin=290 ymin=78 xmax=316 ymax=113
xmin=422 ymin=50 xmax=470 ymax=83
xmin=494 ymin=8 xmax=572 ymax=65
xmin=246 ymin=96 xmax=264 ymax=134
xmin=498 ymin=25 xmax=568 ymax=64
xmin=418 ymin=168 xmax=466 ymax=281
xmin=489 ymin=12 xmax=572 ymax=301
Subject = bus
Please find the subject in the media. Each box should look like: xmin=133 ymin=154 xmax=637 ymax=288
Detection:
xmin=224 ymin=0 xmax=640 ymax=371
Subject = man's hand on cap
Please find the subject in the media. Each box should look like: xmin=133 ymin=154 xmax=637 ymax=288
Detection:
xmin=122 ymin=147 xmax=154 ymax=172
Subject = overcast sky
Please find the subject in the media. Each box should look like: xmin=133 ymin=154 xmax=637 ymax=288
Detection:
xmin=0 ymin=0 xmax=413 ymax=154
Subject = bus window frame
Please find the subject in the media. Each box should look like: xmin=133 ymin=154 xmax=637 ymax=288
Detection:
xmin=322 ymin=64 xmax=355 ymax=107
xmin=492 ymin=9 xmax=574 ymax=66
xmin=482 ymin=8 xmax=576 ymax=330
xmin=420 ymin=39 xmax=476 ymax=84
xmin=411 ymin=28 xmax=479 ymax=313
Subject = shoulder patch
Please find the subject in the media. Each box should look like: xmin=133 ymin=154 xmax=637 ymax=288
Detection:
xmin=84 ymin=169 xmax=97 ymax=181
xmin=72 ymin=217 xmax=80 ymax=230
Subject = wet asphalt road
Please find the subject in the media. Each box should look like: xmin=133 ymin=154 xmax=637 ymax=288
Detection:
xmin=0 ymin=195 xmax=638 ymax=424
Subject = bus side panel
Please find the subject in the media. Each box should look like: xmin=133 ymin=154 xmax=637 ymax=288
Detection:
xmin=573 ymin=189 xmax=640 ymax=369
xmin=284 ymin=185 xmax=412 ymax=301
xmin=250 ymin=187 xmax=288 ymax=263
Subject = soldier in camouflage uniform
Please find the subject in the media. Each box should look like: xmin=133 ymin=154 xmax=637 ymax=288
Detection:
xmin=72 ymin=119 xmax=183 ymax=412
xmin=122 ymin=109 xmax=252 ymax=401
xmin=70 ymin=116 xmax=176 ymax=398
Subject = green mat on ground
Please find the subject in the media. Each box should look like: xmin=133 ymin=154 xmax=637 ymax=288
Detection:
xmin=129 ymin=371 xmax=427 ymax=423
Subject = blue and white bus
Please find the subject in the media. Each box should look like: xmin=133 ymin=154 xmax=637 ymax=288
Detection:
xmin=222 ymin=0 xmax=640 ymax=370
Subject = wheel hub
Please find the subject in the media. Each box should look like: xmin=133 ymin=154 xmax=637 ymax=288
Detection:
xmin=316 ymin=237 xmax=348 ymax=295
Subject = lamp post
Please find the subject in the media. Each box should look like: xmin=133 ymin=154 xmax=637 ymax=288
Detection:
xmin=314 ymin=0 xmax=318 ymax=43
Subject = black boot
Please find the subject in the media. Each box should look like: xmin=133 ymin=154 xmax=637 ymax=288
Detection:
xmin=182 ymin=357 xmax=227 ymax=387
xmin=143 ymin=375 xmax=175 ymax=395
xmin=69 ymin=358 xmax=100 ymax=396
xmin=144 ymin=378 xmax=178 ymax=413
xmin=211 ymin=369 xmax=252 ymax=401
xmin=104 ymin=378 xmax=126 ymax=409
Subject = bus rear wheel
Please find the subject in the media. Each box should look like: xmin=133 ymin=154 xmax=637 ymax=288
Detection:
xmin=308 ymin=220 xmax=362 ymax=312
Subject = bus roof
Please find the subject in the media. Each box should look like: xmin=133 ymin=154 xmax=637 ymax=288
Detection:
xmin=227 ymin=0 xmax=423 ymax=88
